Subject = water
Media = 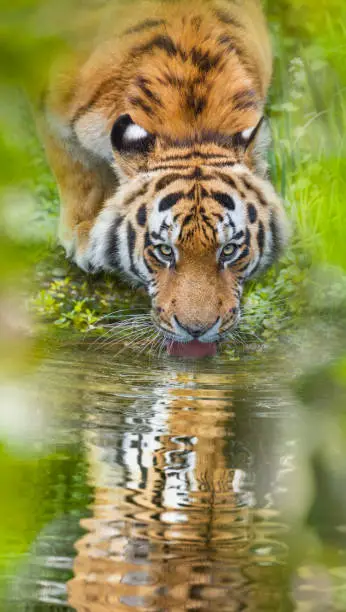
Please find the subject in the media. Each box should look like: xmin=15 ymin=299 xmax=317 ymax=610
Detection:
xmin=1 ymin=341 xmax=346 ymax=611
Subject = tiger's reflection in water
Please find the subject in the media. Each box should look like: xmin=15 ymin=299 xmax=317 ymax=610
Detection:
xmin=68 ymin=369 xmax=292 ymax=611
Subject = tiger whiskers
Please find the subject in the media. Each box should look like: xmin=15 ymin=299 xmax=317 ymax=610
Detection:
xmin=94 ymin=307 xmax=148 ymax=326
xmin=92 ymin=319 xmax=152 ymax=350
xmin=92 ymin=312 xmax=155 ymax=353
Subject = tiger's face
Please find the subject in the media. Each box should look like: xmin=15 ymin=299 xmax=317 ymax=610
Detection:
xmin=89 ymin=115 xmax=288 ymax=353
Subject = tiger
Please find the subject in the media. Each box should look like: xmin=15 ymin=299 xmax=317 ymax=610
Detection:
xmin=40 ymin=0 xmax=289 ymax=357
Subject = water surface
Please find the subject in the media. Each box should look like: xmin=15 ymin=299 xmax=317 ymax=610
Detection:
xmin=2 ymin=341 xmax=346 ymax=611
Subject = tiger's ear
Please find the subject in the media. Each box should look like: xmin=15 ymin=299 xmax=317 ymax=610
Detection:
xmin=233 ymin=117 xmax=270 ymax=178
xmin=111 ymin=114 xmax=155 ymax=155
xmin=232 ymin=116 xmax=266 ymax=149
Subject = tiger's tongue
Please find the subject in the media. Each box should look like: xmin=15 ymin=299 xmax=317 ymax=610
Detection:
xmin=167 ymin=340 xmax=217 ymax=359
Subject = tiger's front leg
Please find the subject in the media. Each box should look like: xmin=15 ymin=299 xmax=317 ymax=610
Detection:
xmin=41 ymin=129 xmax=118 ymax=271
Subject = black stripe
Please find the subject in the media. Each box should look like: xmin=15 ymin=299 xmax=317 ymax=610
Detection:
xmin=152 ymin=162 xmax=234 ymax=172
xmin=136 ymin=76 xmax=163 ymax=107
xmin=124 ymin=19 xmax=165 ymax=35
xmin=144 ymin=230 xmax=152 ymax=249
xmin=173 ymin=212 xmax=182 ymax=222
xmin=186 ymin=186 xmax=196 ymax=200
xmin=257 ymin=221 xmax=265 ymax=254
xmin=226 ymin=217 xmax=235 ymax=231
xmin=105 ymin=216 xmax=123 ymax=269
xmin=217 ymin=33 xmax=234 ymax=47
xmin=232 ymin=89 xmax=257 ymax=111
xmin=151 ymin=164 xmax=189 ymax=171
xmin=206 ymin=161 xmax=238 ymax=168
xmin=233 ymin=230 xmax=244 ymax=241
xmin=161 ymin=151 xmax=231 ymax=162
xmin=128 ymin=96 xmax=154 ymax=117
xmin=159 ymin=219 xmax=170 ymax=233
xmin=180 ymin=214 xmax=193 ymax=229
xmin=242 ymin=178 xmax=268 ymax=206
xmin=134 ymin=34 xmax=177 ymax=58
xmin=149 ymin=250 xmax=164 ymax=267
xmin=201 ymin=214 xmax=217 ymax=234
xmin=127 ymin=221 xmax=143 ymax=280
xmin=127 ymin=221 xmax=136 ymax=259
xmin=217 ymin=172 xmax=237 ymax=190
xmin=162 ymin=73 xmax=185 ymax=88
xmin=123 ymin=183 xmax=149 ymax=207
xmin=186 ymin=90 xmax=207 ymax=116
xmin=155 ymin=174 xmax=185 ymax=191
xmin=245 ymin=228 xmax=251 ymax=247
xmin=191 ymin=166 xmax=203 ymax=179
xmin=190 ymin=47 xmax=222 ymax=73
xmin=161 ymin=132 xmax=235 ymax=149
xmin=71 ymin=77 xmax=117 ymax=122
xmin=158 ymin=192 xmax=183 ymax=212
xmin=200 ymin=225 xmax=211 ymax=245
xmin=214 ymin=9 xmax=243 ymax=28
xmin=136 ymin=204 xmax=147 ymax=227
xmin=191 ymin=15 xmax=202 ymax=30
xmin=236 ymin=263 xmax=251 ymax=274
xmin=247 ymin=203 xmax=257 ymax=223
xmin=212 ymin=192 xmax=235 ymax=210
xmin=235 ymin=246 xmax=250 ymax=262
xmin=176 ymin=44 xmax=188 ymax=62
xmin=214 ymin=27 xmax=249 ymax=70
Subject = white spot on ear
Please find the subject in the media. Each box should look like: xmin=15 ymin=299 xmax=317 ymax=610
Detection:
xmin=241 ymin=126 xmax=256 ymax=141
xmin=124 ymin=124 xmax=149 ymax=141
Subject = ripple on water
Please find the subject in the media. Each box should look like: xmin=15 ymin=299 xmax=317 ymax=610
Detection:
xmin=2 ymin=342 xmax=307 ymax=611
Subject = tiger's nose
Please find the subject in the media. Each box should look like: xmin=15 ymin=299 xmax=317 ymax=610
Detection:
xmin=174 ymin=316 xmax=220 ymax=338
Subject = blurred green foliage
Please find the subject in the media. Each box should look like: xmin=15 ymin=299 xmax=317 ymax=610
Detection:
xmin=0 ymin=440 xmax=92 ymax=603
xmin=267 ymin=0 xmax=346 ymax=272
xmin=1 ymin=0 xmax=345 ymax=341
xmin=0 ymin=0 xmax=61 ymax=284
xmin=1 ymin=1 xmax=346 ymax=610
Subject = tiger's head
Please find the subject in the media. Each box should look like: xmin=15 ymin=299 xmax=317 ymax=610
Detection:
xmin=89 ymin=114 xmax=288 ymax=356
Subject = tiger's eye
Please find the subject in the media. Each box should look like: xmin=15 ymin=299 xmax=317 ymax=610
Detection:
xmin=222 ymin=243 xmax=236 ymax=258
xmin=157 ymin=244 xmax=173 ymax=258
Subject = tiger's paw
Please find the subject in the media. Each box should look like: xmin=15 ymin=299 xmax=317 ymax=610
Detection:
xmin=59 ymin=220 xmax=95 ymax=273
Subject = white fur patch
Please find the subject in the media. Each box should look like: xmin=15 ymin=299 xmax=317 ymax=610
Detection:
xmin=46 ymin=110 xmax=73 ymax=142
xmin=74 ymin=112 xmax=113 ymax=162
xmin=89 ymin=203 xmax=119 ymax=271
xmin=86 ymin=178 xmax=153 ymax=283
xmin=241 ymin=126 xmax=256 ymax=141
xmin=231 ymin=193 xmax=246 ymax=228
xmin=124 ymin=123 xmax=149 ymax=141
xmin=149 ymin=201 xmax=174 ymax=240
xmin=75 ymin=245 xmax=93 ymax=272
xmin=58 ymin=214 xmax=75 ymax=258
